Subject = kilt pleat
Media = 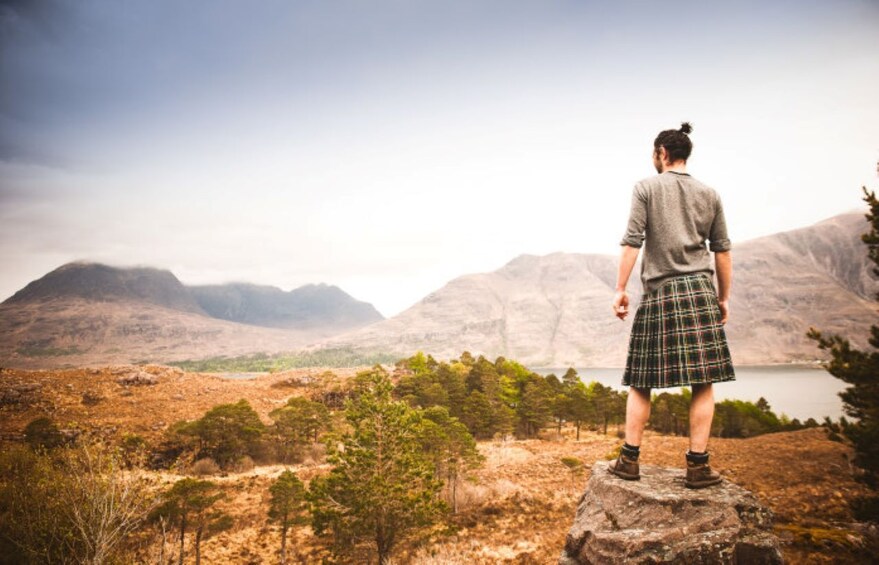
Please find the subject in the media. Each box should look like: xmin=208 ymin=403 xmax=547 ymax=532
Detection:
xmin=622 ymin=272 xmax=735 ymax=389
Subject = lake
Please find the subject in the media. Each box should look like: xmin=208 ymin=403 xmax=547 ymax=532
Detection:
xmin=533 ymin=365 xmax=848 ymax=422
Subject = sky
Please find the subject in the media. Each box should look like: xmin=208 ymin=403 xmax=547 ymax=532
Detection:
xmin=1 ymin=0 xmax=878 ymax=318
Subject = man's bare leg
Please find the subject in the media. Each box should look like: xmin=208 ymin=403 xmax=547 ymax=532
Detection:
xmin=685 ymin=382 xmax=722 ymax=487
xmin=689 ymin=383 xmax=714 ymax=452
xmin=610 ymin=385 xmax=651 ymax=480
xmin=625 ymin=386 xmax=652 ymax=447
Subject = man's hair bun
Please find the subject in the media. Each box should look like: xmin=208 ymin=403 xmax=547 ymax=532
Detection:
xmin=654 ymin=122 xmax=694 ymax=161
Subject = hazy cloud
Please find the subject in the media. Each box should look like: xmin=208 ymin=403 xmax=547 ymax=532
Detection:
xmin=1 ymin=0 xmax=878 ymax=315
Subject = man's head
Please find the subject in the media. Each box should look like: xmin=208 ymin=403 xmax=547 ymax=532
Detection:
xmin=653 ymin=122 xmax=693 ymax=173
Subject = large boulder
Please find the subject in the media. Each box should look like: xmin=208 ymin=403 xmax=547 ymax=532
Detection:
xmin=559 ymin=460 xmax=784 ymax=564
xmin=116 ymin=371 xmax=158 ymax=386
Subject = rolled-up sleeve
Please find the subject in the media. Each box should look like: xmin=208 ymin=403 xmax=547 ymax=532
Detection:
xmin=709 ymin=193 xmax=731 ymax=252
xmin=620 ymin=183 xmax=647 ymax=248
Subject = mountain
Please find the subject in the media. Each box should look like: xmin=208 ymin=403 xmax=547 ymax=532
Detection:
xmin=190 ymin=282 xmax=383 ymax=330
xmin=0 ymin=262 xmax=383 ymax=368
xmin=4 ymin=262 xmax=205 ymax=314
xmin=313 ymin=212 xmax=879 ymax=367
xmin=3 ymin=212 xmax=874 ymax=369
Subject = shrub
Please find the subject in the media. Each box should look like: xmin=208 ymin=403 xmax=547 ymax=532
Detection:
xmin=23 ymin=417 xmax=66 ymax=450
xmin=191 ymin=458 xmax=221 ymax=476
xmin=230 ymin=455 xmax=255 ymax=473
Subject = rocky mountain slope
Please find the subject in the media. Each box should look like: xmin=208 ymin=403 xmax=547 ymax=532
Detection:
xmin=315 ymin=212 xmax=879 ymax=367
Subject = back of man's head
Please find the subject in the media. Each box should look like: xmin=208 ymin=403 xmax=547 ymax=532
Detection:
xmin=654 ymin=122 xmax=693 ymax=162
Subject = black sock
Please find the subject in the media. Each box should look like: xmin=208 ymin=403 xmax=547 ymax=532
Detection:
xmin=686 ymin=450 xmax=709 ymax=464
xmin=622 ymin=442 xmax=640 ymax=460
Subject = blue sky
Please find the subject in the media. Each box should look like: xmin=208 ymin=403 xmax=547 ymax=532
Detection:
xmin=1 ymin=0 xmax=878 ymax=317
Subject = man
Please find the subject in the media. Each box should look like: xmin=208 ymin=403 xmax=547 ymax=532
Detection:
xmin=608 ymin=122 xmax=735 ymax=489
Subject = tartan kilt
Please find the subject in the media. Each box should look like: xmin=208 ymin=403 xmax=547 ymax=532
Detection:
xmin=622 ymin=272 xmax=735 ymax=389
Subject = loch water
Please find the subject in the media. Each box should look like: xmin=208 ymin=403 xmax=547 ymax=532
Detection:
xmin=533 ymin=365 xmax=847 ymax=421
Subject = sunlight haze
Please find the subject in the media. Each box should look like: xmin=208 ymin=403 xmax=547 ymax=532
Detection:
xmin=1 ymin=0 xmax=877 ymax=317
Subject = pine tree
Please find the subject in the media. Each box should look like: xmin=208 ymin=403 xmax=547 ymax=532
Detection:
xmin=176 ymin=399 xmax=265 ymax=468
xmin=564 ymin=381 xmax=595 ymax=441
xmin=807 ymin=184 xmax=879 ymax=520
xmin=270 ymin=397 xmax=330 ymax=462
xmin=417 ymin=405 xmax=484 ymax=514
xmin=561 ymin=367 xmax=580 ymax=388
xmin=268 ymin=470 xmax=308 ymax=564
xmin=307 ymin=365 xmax=446 ymax=564
xmin=461 ymin=389 xmax=495 ymax=439
xmin=151 ymin=478 xmax=226 ymax=565
xmin=516 ymin=374 xmax=555 ymax=437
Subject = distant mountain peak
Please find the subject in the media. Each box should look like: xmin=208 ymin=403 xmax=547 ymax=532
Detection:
xmin=188 ymin=280 xmax=382 ymax=330
xmin=4 ymin=261 xmax=204 ymax=314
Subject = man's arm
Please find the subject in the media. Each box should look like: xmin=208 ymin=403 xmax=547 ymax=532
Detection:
xmin=614 ymin=183 xmax=647 ymax=320
xmin=613 ymin=244 xmax=640 ymax=320
xmin=714 ymin=250 xmax=731 ymax=324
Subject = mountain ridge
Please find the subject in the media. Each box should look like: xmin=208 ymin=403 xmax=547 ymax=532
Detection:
xmin=2 ymin=211 xmax=875 ymax=368
xmin=312 ymin=211 xmax=878 ymax=367
xmin=2 ymin=262 xmax=384 ymax=330
xmin=0 ymin=262 xmax=384 ymax=368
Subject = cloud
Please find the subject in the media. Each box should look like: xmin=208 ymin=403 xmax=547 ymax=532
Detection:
xmin=0 ymin=0 xmax=877 ymax=315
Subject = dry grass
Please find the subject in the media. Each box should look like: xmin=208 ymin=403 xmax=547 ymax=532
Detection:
xmin=2 ymin=366 xmax=876 ymax=564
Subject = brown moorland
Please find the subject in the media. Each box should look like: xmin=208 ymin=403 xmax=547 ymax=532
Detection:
xmin=1 ymin=366 xmax=876 ymax=563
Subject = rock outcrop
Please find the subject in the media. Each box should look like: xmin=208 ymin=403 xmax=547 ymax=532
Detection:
xmin=559 ymin=460 xmax=784 ymax=564
xmin=115 ymin=371 xmax=159 ymax=386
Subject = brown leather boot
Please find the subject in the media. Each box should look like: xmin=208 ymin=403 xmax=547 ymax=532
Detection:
xmin=685 ymin=458 xmax=722 ymax=488
xmin=608 ymin=452 xmax=640 ymax=480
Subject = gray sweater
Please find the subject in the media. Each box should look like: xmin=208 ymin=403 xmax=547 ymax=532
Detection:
xmin=620 ymin=170 xmax=731 ymax=294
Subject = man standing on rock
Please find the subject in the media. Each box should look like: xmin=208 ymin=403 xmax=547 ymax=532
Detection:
xmin=609 ymin=122 xmax=735 ymax=488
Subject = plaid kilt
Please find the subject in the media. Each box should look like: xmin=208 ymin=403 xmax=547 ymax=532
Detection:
xmin=622 ymin=272 xmax=735 ymax=389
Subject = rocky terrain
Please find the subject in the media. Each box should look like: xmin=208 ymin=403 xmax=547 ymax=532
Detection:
xmin=317 ymin=212 xmax=879 ymax=367
xmin=0 ymin=365 xmax=876 ymax=563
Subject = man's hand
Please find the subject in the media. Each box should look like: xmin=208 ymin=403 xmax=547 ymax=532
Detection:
xmin=613 ymin=290 xmax=629 ymax=320
xmin=717 ymin=298 xmax=729 ymax=324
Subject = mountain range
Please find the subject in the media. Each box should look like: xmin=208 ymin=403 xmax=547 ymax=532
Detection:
xmin=1 ymin=212 xmax=876 ymax=369
xmin=312 ymin=212 xmax=879 ymax=367
xmin=0 ymin=263 xmax=382 ymax=367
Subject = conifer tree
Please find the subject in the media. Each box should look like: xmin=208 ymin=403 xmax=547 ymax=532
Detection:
xmin=561 ymin=367 xmax=580 ymax=388
xmin=564 ymin=381 xmax=595 ymax=440
xmin=270 ymin=397 xmax=330 ymax=462
xmin=176 ymin=399 xmax=265 ymax=468
xmin=417 ymin=405 xmax=484 ymax=513
xmin=516 ymin=373 xmax=555 ymax=437
xmin=151 ymin=478 xmax=227 ymax=565
xmin=461 ymin=389 xmax=495 ymax=439
xmin=590 ymin=382 xmax=621 ymax=435
xmin=268 ymin=470 xmax=308 ymax=564
xmin=808 ymin=184 xmax=879 ymax=520
xmin=307 ymin=365 xmax=446 ymax=564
